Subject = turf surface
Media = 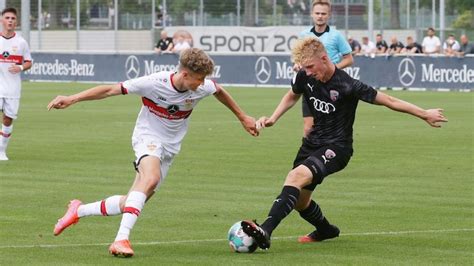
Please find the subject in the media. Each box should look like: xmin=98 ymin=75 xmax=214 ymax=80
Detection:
xmin=0 ymin=82 xmax=472 ymax=265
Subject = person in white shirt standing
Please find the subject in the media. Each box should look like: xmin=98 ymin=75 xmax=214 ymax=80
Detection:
xmin=0 ymin=7 xmax=32 ymax=161
xmin=48 ymin=48 xmax=259 ymax=258
xmin=422 ymin=27 xmax=441 ymax=55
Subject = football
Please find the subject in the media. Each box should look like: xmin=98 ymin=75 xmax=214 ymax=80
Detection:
xmin=228 ymin=221 xmax=258 ymax=253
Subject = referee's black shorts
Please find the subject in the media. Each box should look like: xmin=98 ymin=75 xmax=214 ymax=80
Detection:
xmin=293 ymin=140 xmax=352 ymax=191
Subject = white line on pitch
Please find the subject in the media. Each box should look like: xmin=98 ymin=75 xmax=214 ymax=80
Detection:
xmin=0 ymin=228 xmax=472 ymax=249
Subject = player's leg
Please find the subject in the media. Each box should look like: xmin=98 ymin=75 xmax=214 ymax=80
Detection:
xmin=295 ymin=189 xmax=340 ymax=243
xmin=242 ymin=165 xmax=313 ymax=250
xmin=0 ymin=98 xmax=18 ymax=160
xmin=294 ymin=145 xmax=352 ymax=243
xmin=109 ymin=156 xmax=161 ymax=257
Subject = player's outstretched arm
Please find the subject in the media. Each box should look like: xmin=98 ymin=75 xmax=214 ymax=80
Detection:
xmin=373 ymin=91 xmax=448 ymax=128
xmin=256 ymin=90 xmax=301 ymax=129
xmin=213 ymin=84 xmax=259 ymax=137
xmin=47 ymin=84 xmax=123 ymax=110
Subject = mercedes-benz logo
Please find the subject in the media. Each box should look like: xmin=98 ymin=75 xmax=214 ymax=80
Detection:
xmin=125 ymin=55 xmax=140 ymax=79
xmin=2 ymin=51 xmax=10 ymax=58
xmin=398 ymin=58 xmax=416 ymax=87
xmin=255 ymin=56 xmax=271 ymax=84
xmin=167 ymin=105 xmax=179 ymax=114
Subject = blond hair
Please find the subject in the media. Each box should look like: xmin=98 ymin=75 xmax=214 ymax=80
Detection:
xmin=312 ymin=0 xmax=331 ymax=8
xmin=179 ymin=48 xmax=214 ymax=76
xmin=291 ymin=37 xmax=326 ymax=65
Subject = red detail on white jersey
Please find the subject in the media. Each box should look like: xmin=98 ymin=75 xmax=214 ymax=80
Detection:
xmin=0 ymin=55 xmax=23 ymax=64
xmin=120 ymin=83 xmax=128 ymax=95
xmin=1 ymin=132 xmax=11 ymax=138
xmin=142 ymin=97 xmax=193 ymax=120
xmin=123 ymin=207 xmax=141 ymax=216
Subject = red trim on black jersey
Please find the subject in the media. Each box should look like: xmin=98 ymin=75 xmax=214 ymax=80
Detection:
xmin=142 ymin=97 xmax=193 ymax=120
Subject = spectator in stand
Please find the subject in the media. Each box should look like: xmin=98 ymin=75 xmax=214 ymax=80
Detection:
xmin=422 ymin=27 xmax=441 ymax=54
xmin=388 ymin=36 xmax=404 ymax=54
xmin=402 ymin=36 xmax=423 ymax=54
xmin=172 ymin=36 xmax=191 ymax=54
xmin=457 ymin=34 xmax=474 ymax=56
xmin=442 ymin=34 xmax=461 ymax=57
xmin=360 ymin=36 xmax=376 ymax=56
xmin=348 ymin=36 xmax=361 ymax=55
xmin=375 ymin=33 xmax=388 ymax=54
xmin=154 ymin=30 xmax=174 ymax=54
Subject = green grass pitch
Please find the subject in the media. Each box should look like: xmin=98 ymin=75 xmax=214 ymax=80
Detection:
xmin=0 ymin=82 xmax=472 ymax=265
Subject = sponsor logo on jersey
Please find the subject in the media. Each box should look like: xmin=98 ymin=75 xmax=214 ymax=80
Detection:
xmin=307 ymin=83 xmax=314 ymax=92
xmin=0 ymin=52 xmax=23 ymax=64
xmin=167 ymin=105 xmax=179 ymax=114
xmin=142 ymin=97 xmax=192 ymax=120
xmin=309 ymin=97 xmax=336 ymax=114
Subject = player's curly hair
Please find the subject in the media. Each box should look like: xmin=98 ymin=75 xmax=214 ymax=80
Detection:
xmin=179 ymin=48 xmax=214 ymax=76
xmin=291 ymin=37 xmax=325 ymax=65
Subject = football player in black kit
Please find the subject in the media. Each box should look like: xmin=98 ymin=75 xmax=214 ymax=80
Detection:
xmin=242 ymin=37 xmax=448 ymax=250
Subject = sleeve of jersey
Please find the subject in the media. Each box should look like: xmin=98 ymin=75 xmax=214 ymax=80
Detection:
xmin=352 ymin=79 xmax=378 ymax=104
xmin=291 ymin=71 xmax=305 ymax=94
xmin=203 ymin=80 xmax=218 ymax=96
xmin=22 ymin=40 xmax=32 ymax=61
xmin=122 ymin=76 xmax=151 ymax=97
xmin=337 ymin=33 xmax=353 ymax=55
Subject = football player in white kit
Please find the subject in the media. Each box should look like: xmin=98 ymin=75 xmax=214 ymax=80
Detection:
xmin=0 ymin=7 xmax=33 ymax=160
xmin=48 ymin=48 xmax=259 ymax=257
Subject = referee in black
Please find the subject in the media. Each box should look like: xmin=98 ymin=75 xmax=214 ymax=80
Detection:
xmin=242 ymin=37 xmax=448 ymax=250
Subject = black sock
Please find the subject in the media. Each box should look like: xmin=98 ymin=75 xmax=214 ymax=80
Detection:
xmin=261 ymin=186 xmax=300 ymax=236
xmin=298 ymin=200 xmax=331 ymax=230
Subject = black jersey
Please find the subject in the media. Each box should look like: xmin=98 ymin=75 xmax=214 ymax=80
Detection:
xmin=292 ymin=68 xmax=378 ymax=149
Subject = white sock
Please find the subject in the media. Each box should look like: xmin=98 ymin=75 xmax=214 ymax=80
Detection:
xmin=77 ymin=195 xmax=123 ymax=217
xmin=115 ymin=191 xmax=147 ymax=241
xmin=0 ymin=124 xmax=12 ymax=153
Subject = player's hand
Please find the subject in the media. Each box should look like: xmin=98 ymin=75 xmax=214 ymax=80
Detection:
xmin=8 ymin=65 xmax=21 ymax=74
xmin=292 ymin=63 xmax=302 ymax=72
xmin=256 ymin=116 xmax=276 ymax=129
xmin=47 ymin=96 xmax=75 ymax=110
xmin=241 ymin=115 xmax=259 ymax=137
xmin=424 ymin=108 xmax=448 ymax=127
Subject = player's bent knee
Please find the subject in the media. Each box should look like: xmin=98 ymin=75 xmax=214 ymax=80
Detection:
xmin=284 ymin=167 xmax=313 ymax=189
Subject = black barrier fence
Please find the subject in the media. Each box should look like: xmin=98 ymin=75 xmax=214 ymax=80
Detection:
xmin=24 ymin=53 xmax=473 ymax=90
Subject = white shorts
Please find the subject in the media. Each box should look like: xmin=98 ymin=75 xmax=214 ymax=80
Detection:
xmin=132 ymin=136 xmax=175 ymax=190
xmin=0 ymin=98 xmax=20 ymax=119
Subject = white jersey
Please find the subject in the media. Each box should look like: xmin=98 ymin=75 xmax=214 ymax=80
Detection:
xmin=122 ymin=71 xmax=217 ymax=154
xmin=0 ymin=33 xmax=32 ymax=98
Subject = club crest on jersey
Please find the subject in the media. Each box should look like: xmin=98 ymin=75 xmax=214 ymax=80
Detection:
xmin=167 ymin=104 xmax=179 ymax=114
xmin=2 ymin=51 xmax=9 ymax=58
xmin=329 ymin=90 xmax=339 ymax=102
xmin=321 ymin=149 xmax=336 ymax=164
xmin=184 ymin=98 xmax=194 ymax=109
xmin=147 ymin=144 xmax=157 ymax=151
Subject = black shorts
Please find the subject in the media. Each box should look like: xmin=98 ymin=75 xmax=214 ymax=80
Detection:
xmin=293 ymin=139 xmax=353 ymax=191
xmin=302 ymin=99 xmax=312 ymax=117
